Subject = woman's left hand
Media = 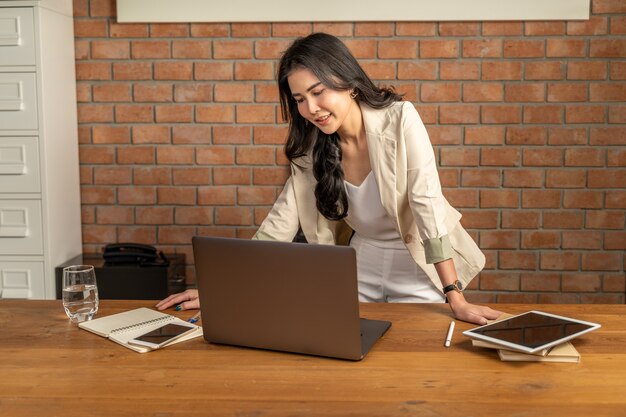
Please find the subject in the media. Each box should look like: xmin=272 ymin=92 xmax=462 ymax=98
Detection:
xmin=447 ymin=295 xmax=503 ymax=325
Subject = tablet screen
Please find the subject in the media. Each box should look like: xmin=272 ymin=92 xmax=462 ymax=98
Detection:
xmin=463 ymin=311 xmax=601 ymax=353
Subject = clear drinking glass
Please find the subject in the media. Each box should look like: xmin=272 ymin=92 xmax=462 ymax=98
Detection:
xmin=62 ymin=265 xmax=99 ymax=323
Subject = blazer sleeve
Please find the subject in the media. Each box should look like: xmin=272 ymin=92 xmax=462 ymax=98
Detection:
xmin=252 ymin=175 xmax=300 ymax=242
xmin=402 ymin=102 xmax=453 ymax=264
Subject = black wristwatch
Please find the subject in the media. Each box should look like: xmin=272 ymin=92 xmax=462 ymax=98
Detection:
xmin=443 ymin=280 xmax=463 ymax=296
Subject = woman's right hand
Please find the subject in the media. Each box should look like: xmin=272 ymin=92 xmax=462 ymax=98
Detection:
xmin=155 ymin=289 xmax=200 ymax=311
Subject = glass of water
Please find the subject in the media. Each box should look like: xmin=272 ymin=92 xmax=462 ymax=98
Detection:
xmin=62 ymin=265 xmax=99 ymax=323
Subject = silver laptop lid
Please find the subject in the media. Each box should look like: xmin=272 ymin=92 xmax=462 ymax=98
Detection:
xmin=193 ymin=236 xmax=364 ymax=360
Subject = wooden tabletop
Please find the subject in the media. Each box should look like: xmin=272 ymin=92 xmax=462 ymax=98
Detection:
xmin=1 ymin=300 xmax=625 ymax=417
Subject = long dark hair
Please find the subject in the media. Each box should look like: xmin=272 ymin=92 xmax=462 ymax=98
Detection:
xmin=278 ymin=33 xmax=403 ymax=221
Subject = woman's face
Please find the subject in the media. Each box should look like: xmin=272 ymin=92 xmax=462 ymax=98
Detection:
xmin=287 ymin=67 xmax=354 ymax=135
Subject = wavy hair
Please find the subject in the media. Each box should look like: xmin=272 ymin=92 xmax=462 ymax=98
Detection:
xmin=278 ymin=33 xmax=403 ymax=221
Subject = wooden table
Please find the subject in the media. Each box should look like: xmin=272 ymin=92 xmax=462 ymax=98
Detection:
xmin=1 ymin=300 xmax=625 ymax=417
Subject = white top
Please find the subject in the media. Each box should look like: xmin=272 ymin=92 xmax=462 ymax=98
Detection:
xmin=344 ymin=172 xmax=404 ymax=247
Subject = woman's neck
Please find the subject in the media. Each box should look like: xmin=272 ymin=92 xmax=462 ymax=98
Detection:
xmin=337 ymin=101 xmax=364 ymax=145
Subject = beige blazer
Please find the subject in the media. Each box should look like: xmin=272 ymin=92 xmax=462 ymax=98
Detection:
xmin=253 ymin=101 xmax=485 ymax=293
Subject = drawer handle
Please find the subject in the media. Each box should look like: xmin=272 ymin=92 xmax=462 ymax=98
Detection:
xmin=0 ymin=207 xmax=29 ymax=237
xmin=0 ymin=34 xmax=20 ymax=47
xmin=0 ymin=225 xmax=28 ymax=237
xmin=0 ymin=100 xmax=23 ymax=111
xmin=0 ymin=288 xmax=31 ymax=298
xmin=0 ymin=164 xmax=26 ymax=174
xmin=0 ymin=144 xmax=27 ymax=174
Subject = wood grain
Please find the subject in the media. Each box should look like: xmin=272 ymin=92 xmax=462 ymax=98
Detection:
xmin=1 ymin=300 xmax=625 ymax=417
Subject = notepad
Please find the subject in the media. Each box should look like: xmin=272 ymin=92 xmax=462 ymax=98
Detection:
xmin=78 ymin=308 xmax=203 ymax=353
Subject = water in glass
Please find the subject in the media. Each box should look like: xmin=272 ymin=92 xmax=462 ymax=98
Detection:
xmin=62 ymin=265 xmax=99 ymax=323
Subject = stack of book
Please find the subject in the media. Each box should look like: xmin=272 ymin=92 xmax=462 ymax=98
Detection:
xmin=472 ymin=339 xmax=581 ymax=363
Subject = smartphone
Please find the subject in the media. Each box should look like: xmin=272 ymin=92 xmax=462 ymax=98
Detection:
xmin=128 ymin=323 xmax=197 ymax=349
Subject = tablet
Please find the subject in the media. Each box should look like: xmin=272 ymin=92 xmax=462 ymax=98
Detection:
xmin=463 ymin=311 xmax=601 ymax=354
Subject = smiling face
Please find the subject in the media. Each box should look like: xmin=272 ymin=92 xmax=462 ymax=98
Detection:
xmin=287 ymin=67 xmax=356 ymax=136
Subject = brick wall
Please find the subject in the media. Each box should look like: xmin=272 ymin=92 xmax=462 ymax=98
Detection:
xmin=73 ymin=0 xmax=625 ymax=302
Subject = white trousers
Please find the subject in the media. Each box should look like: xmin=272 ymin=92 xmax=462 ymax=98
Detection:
xmin=350 ymin=234 xmax=445 ymax=303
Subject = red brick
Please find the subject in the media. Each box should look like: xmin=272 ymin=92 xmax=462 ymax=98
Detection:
xmin=76 ymin=62 xmax=111 ymax=80
xmin=440 ymin=62 xmax=479 ymax=81
xmin=255 ymin=39 xmax=292 ymax=59
xmin=459 ymin=211 xmax=498 ymax=229
xmin=439 ymin=148 xmax=479 ymax=166
xmin=590 ymin=127 xmax=626 ymax=145
xmin=605 ymin=231 xmax=626 ymax=250
xmin=502 ymin=169 xmax=543 ymax=187
xmin=594 ymin=0 xmax=626 ymax=13
xmin=481 ymin=105 xmax=522 ymax=124
xmin=136 ymin=207 xmax=173 ymax=225
xmin=113 ymin=62 xmax=152 ymax=81
xmin=132 ymin=126 xmax=171 ymax=144
xmin=172 ymin=126 xmax=211 ymax=144
xmin=80 ymin=167 xmax=92 ymax=184
xmin=133 ymin=167 xmax=172 ymax=185
xmin=482 ymin=62 xmax=523 ymax=80
xmin=567 ymin=16 xmax=608 ymax=35
xmin=93 ymin=167 xmax=132 ymax=185
xmin=354 ymin=23 xmax=394 ymax=37
xmin=154 ymin=62 xmax=193 ymax=81
xmin=480 ymin=231 xmax=519 ymax=249
xmin=214 ymin=40 xmax=253 ymax=59
xmin=537 ymin=293 xmax=580 ymax=303
xmin=502 ymin=210 xmax=541 ymax=228
xmin=117 ymin=227 xmax=156 ymax=245
xmin=439 ymin=105 xmax=479 ymax=124
xmin=462 ymin=84 xmax=503 ymax=103
xmin=479 ymin=272 xmax=520 ymax=291
xmin=460 ymin=169 xmax=501 ymax=187
xmin=92 ymin=40 xmax=129 ymax=59
xmin=117 ymin=146 xmax=154 ymax=164
xmin=150 ymin=23 xmax=189 ymax=37
xmin=190 ymin=23 xmax=229 ymax=37
xmin=156 ymin=147 xmax=194 ymax=165
xmin=378 ymin=40 xmax=418 ymax=59
xmin=79 ymin=146 xmax=115 ymax=164
xmin=172 ymin=40 xmax=211 ymax=59
xmin=155 ymin=105 xmax=193 ymax=123
xmin=255 ymin=84 xmax=279 ymax=103
xmin=214 ymin=83 xmax=254 ymax=102
xmin=215 ymin=207 xmax=253 ymax=226
xmin=230 ymin=23 xmax=271 ymax=37
xmin=505 ymin=127 xmax=547 ymax=145
xmin=118 ymin=187 xmax=156 ymax=205
xmin=439 ymin=169 xmax=459 ymax=187
xmin=427 ymin=126 xmax=462 ymax=145
xmin=237 ymin=187 xmax=277 ymax=205
xmin=464 ymin=126 xmax=505 ymax=145
xmin=540 ymin=252 xmax=580 ymax=271
xmin=590 ymin=83 xmax=626 ymax=102
xmin=589 ymin=168 xmax=626 ymax=187
xmin=157 ymin=187 xmax=196 ymax=205
xmin=236 ymin=147 xmax=275 ymax=165
xmin=524 ymin=61 xmax=565 ymax=80
xmin=521 ymin=273 xmax=561 ymax=292
xmin=360 ymin=62 xmax=396 ymax=80
xmin=80 ymin=186 xmax=115 ymax=204
xmin=130 ymin=41 xmax=169 ymax=59
xmin=525 ymin=22 xmax=565 ymax=36
xmin=606 ymin=191 xmax=626 ymax=208
xmin=198 ymin=187 xmax=237 ymax=205
xmin=213 ymin=167 xmax=251 ymax=185
xmin=76 ymin=84 xmax=91 ymax=102
xmin=271 ymin=23 xmax=312 ymax=37
xmin=586 ymin=211 xmax=625 ymax=229
xmin=174 ymin=84 xmax=213 ymax=102
xmin=582 ymin=252 xmax=622 ymax=271
xmin=547 ymin=83 xmax=588 ymax=102
xmin=82 ymin=225 xmax=116 ymax=244
xmin=462 ymin=39 xmax=502 ymax=58
xmin=253 ymin=167 xmax=290 ymax=185
xmin=543 ymin=212 xmax=584 ymax=229
xmin=480 ymin=148 xmax=520 ymax=166
xmin=234 ymin=62 xmax=274 ymax=81
xmin=548 ymin=127 xmax=587 ymax=145
xmin=93 ymin=126 xmax=130 ymax=144
xmin=196 ymin=105 xmax=235 ymax=123
xmin=521 ymin=231 xmax=560 ymax=249
xmin=442 ymin=189 xmax=477 ymax=208
xmin=133 ymin=84 xmax=172 ymax=102
xmin=504 ymin=83 xmax=545 ymax=102
xmin=523 ymin=149 xmax=562 ymax=167
xmin=612 ymin=16 xmax=626 ymax=35
xmin=609 ymin=105 xmax=626 ymax=122
xmin=590 ymin=39 xmax=626 ymax=57
xmin=566 ymin=105 xmax=606 ymax=124
xmin=479 ymin=189 xmax=519 ymax=208
xmin=115 ymin=105 xmax=153 ymax=123
xmin=75 ymin=40 xmax=89 ymax=60
xmin=253 ymin=126 xmax=288 ymax=145
xmin=73 ymin=0 xmax=88 ymax=17
xmin=608 ymin=149 xmax=626 ymax=166
xmin=109 ymin=23 xmax=149 ymax=38
xmin=419 ymin=40 xmax=458 ymax=58
xmin=420 ymin=83 xmax=460 ymax=102
xmin=196 ymin=147 xmax=235 ymax=165
xmin=236 ymin=105 xmax=275 ymax=124
xmin=213 ymin=126 xmax=251 ymax=145
xmin=580 ymin=294 xmax=625 ymax=304
xmin=158 ymin=227 xmax=196 ymax=245
xmin=174 ymin=207 xmax=213 ymax=225
xmin=439 ymin=22 xmax=480 ymax=36
xmin=568 ymin=62 xmax=608 ymax=80
xmin=563 ymin=191 xmax=604 ymax=209
xmin=521 ymin=190 xmax=561 ymax=208
xmin=172 ymin=168 xmax=211 ymax=185
xmin=546 ymin=39 xmax=587 ymax=58
xmin=564 ymin=148 xmax=605 ymax=167
xmin=523 ymin=105 xmax=563 ymax=124
xmin=195 ymin=62 xmax=233 ymax=80
xmin=395 ymin=22 xmax=435 ymax=36
xmin=604 ymin=274 xmax=626 ymax=292
xmin=503 ymin=40 xmax=544 ymax=58
xmin=546 ymin=169 xmax=586 ymax=188
xmin=562 ymin=231 xmax=603 ymax=250
xmin=562 ymin=273 xmax=602 ymax=292
xmin=93 ymin=83 xmax=131 ymax=102
xmin=483 ymin=22 xmax=523 ymax=36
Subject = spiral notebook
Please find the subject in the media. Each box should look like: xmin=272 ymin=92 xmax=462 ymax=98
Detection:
xmin=78 ymin=308 xmax=203 ymax=353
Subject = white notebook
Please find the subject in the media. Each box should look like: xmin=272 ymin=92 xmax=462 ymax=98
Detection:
xmin=79 ymin=307 xmax=203 ymax=353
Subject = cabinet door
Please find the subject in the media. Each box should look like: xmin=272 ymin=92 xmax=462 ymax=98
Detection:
xmin=0 ymin=137 xmax=41 ymax=193
xmin=0 ymin=199 xmax=43 ymax=255
xmin=0 ymin=8 xmax=36 ymax=66
xmin=0 ymin=73 xmax=38 ymax=130
xmin=0 ymin=261 xmax=44 ymax=299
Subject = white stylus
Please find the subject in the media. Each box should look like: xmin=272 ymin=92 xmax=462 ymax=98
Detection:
xmin=444 ymin=321 xmax=455 ymax=347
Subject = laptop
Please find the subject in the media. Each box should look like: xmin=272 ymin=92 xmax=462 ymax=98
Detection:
xmin=192 ymin=236 xmax=391 ymax=360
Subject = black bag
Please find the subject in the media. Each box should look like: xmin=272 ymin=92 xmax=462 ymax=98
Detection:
xmin=103 ymin=243 xmax=169 ymax=267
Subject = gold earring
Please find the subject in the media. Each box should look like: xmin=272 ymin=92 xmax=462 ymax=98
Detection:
xmin=350 ymin=90 xmax=358 ymax=99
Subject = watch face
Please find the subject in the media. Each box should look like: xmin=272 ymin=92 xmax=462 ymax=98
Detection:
xmin=456 ymin=281 xmax=463 ymax=291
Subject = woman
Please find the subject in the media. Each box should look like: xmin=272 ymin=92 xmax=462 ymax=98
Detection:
xmin=157 ymin=33 xmax=501 ymax=325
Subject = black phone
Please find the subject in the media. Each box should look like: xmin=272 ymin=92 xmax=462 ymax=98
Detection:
xmin=103 ymin=243 xmax=168 ymax=266
xmin=127 ymin=323 xmax=196 ymax=349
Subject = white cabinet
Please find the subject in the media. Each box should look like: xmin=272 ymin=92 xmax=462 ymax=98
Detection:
xmin=0 ymin=1 xmax=82 ymax=299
